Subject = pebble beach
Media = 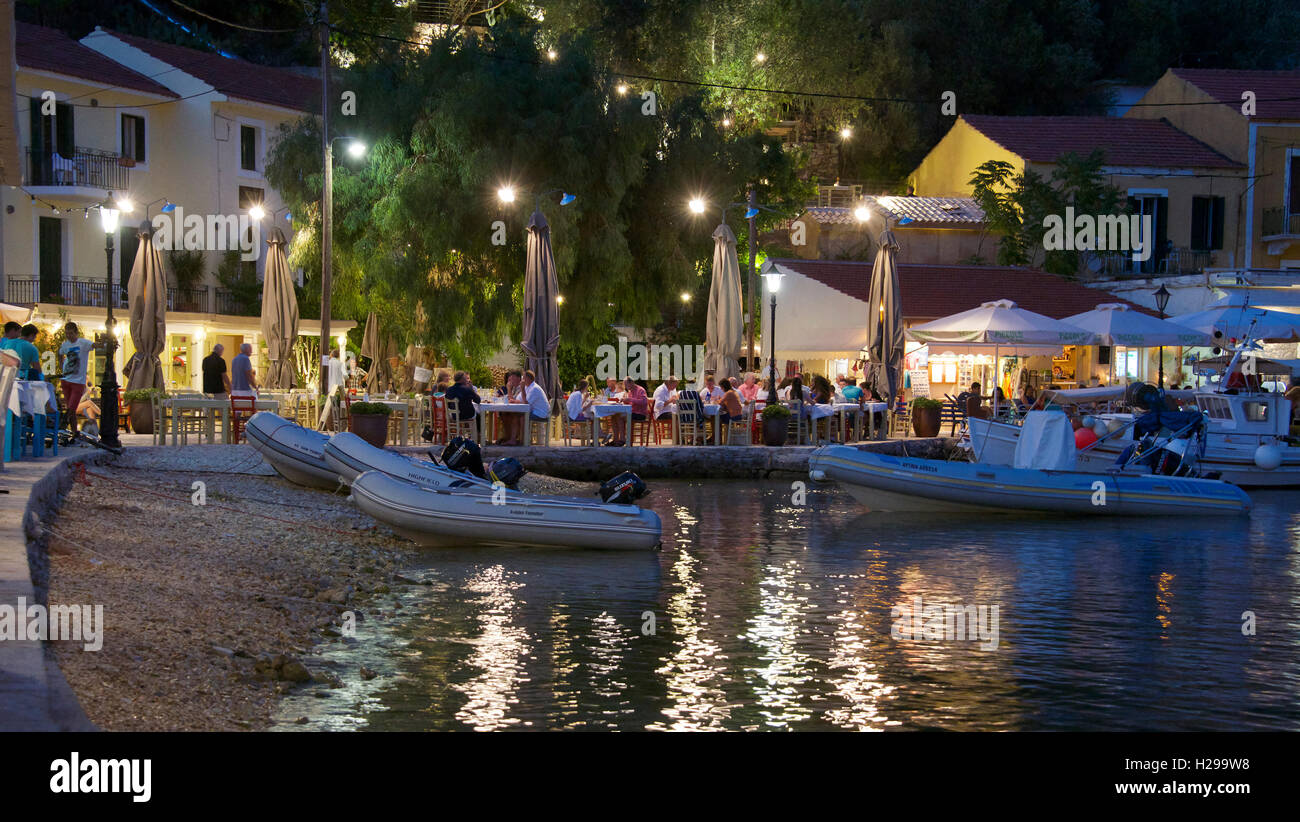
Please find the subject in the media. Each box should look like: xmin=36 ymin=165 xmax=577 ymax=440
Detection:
xmin=42 ymin=444 xmax=592 ymax=731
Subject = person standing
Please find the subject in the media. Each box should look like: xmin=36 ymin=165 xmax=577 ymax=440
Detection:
xmin=202 ymin=343 xmax=231 ymax=398
xmin=0 ymin=322 xmax=41 ymax=381
xmin=58 ymin=322 xmax=94 ymax=434
xmin=231 ymin=342 xmax=257 ymax=394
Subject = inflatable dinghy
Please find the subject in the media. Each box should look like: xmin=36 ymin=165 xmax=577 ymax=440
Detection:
xmin=245 ymin=412 xmax=341 ymax=490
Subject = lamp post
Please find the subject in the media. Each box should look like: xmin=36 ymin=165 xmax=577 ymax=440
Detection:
xmin=763 ymin=269 xmax=784 ymax=389
xmin=98 ymin=203 xmax=122 ymax=448
xmin=1154 ymin=283 xmax=1171 ymax=388
xmin=318 ymin=133 xmax=366 ymax=397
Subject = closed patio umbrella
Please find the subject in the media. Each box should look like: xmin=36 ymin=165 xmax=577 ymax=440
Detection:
xmin=701 ymin=222 xmax=743 ymax=384
xmin=866 ymin=228 xmax=904 ymax=407
xmin=259 ymin=227 xmax=298 ymax=389
xmin=522 ymin=209 xmax=561 ymax=399
xmin=359 ymin=311 xmax=395 ymax=394
xmin=124 ymin=220 xmax=166 ymax=391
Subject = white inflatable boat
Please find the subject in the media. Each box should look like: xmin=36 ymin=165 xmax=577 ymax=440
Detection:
xmin=349 ymin=470 xmax=663 ymax=550
xmin=323 ymin=431 xmax=492 ymax=489
xmin=244 ymin=412 xmax=342 ymax=490
xmin=809 ymin=413 xmax=1250 ymax=516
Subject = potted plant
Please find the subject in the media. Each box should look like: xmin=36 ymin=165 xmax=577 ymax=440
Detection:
xmin=349 ymin=400 xmax=392 ymax=448
xmin=761 ymin=403 xmax=792 ymax=446
xmin=123 ymin=388 xmax=165 ymax=435
xmin=911 ymin=397 xmax=943 ymax=438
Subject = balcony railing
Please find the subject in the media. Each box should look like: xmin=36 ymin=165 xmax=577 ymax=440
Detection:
xmin=214 ymin=288 xmax=258 ymax=316
xmin=1261 ymin=206 xmax=1300 ymax=237
xmin=1087 ymin=247 xmax=1212 ymax=280
xmin=167 ymin=286 xmax=210 ymax=312
xmin=4 ymin=277 xmax=128 ymax=308
xmin=26 ymin=147 xmax=130 ymax=190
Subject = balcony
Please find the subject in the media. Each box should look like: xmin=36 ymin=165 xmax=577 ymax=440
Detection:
xmin=1086 ymin=247 xmax=1212 ymax=280
xmin=167 ymin=286 xmax=209 ymax=313
xmin=5 ymin=277 xmax=128 ymax=308
xmin=25 ymin=147 xmax=131 ymax=203
xmin=1261 ymin=206 xmax=1300 ymax=238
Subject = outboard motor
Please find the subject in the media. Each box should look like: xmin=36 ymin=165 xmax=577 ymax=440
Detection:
xmin=489 ymin=457 xmax=527 ymax=489
xmin=598 ymin=471 xmax=649 ymax=504
xmin=437 ymin=437 xmax=489 ymax=480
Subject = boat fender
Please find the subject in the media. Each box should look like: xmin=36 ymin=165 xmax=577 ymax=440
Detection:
xmin=598 ymin=472 xmax=649 ymax=503
xmin=810 ymin=469 xmax=827 ymax=481
xmin=1255 ymin=443 xmax=1283 ymax=471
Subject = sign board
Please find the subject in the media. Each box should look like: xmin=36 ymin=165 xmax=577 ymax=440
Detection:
xmin=906 ymin=368 xmax=930 ymax=398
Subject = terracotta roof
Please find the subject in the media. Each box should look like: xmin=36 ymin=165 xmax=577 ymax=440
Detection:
xmin=1172 ymin=68 xmax=1300 ymax=120
xmin=769 ymin=258 xmax=1152 ymax=321
xmin=99 ymin=29 xmax=320 ymax=112
xmin=15 ymin=23 xmax=177 ymax=98
xmin=961 ymin=114 xmax=1241 ymax=169
xmin=802 ymin=196 xmax=985 ymax=228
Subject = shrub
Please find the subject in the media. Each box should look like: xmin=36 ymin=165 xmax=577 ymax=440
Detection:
xmin=349 ymin=401 xmax=392 ymax=416
xmin=911 ymin=397 xmax=943 ymax=410
xmin=761 ymin=403 xmax=792 ymax=419
xmin=123 ymin=388 xmax=166 ymax=403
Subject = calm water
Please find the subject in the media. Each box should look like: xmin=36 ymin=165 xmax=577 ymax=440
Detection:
xmin=279 ymin=480 xmax=1300 ymax=731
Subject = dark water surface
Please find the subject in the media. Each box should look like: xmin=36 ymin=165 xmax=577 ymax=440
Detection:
xmin=278 ymin=480 xmax=1300 ymax=731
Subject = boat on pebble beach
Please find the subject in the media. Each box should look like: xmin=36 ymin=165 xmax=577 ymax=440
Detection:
xmin=245 ymin=412 xmax=342 ymax=490
xmin=322 ymin=431 xmax=493 ymax=490
xmin=349 ymin=469 xmax=664 ymax=550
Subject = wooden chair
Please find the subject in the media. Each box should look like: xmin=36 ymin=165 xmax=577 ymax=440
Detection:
xmin=229 ymin=394 xmax=258 ymax=444
xmin=722 ymin=403 xmax=752 ymax=445
xmin=446 ymin=400 xmax=475 ymax=441
xmin=674 ymin=397 xmax=707 ymax=446
xmin=428 ymin=396 xmax=449 ymax=444
xmin=527 ymin=412 xmax=551 ymax=446
xmin=891 ymin=400 xmax=912 ymax=438
xmin=117 ymin=387 xmax=129 ymax=432
xmin=786 ymin=400 xmax=807 ymax=445
xmin=149 ymin=392 xmax=170 ymax=446
xmin=630 ymin=412 xmax=653 ymax=446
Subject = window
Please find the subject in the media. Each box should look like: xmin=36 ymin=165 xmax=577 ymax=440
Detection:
xmin=1115 ymin=347 xmax=1140 ymax=380
xmin=1126 ymin=194 xmax=1168 ymax=274
xmin=240 ymin=125 xmax=259 ymax=172
xmin=1190 ymin=196 xmax=1224 ymax=250
xmin=238 ymin=186 xmax=263 ymax=210
xmin=1289 ymin=154 xmax=1300 ymax=216
xmin=1241 ymin=402 xmax=1270 ymax=423
xmin=1197 ymin=396 xmax=1232 ymax=420
xmin=121 ymin=114 xmax=146 ymax=163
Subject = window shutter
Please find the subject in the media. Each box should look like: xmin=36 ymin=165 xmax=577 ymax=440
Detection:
xmin=1191 ymin=197 xmax=1208 ymax=250
xmin=1210 ymin=197 xmax=1224 ymax=250
xmin=55 ymin=102 xmax=74 ymax=156
xmin=134 ymin=116 xmax=146 ymax=162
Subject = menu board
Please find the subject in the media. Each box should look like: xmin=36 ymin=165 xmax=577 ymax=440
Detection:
xmin=907 ymin=368 xmax=930 ymax=398
xmin=959 ymin=359 xmax=974 ymax=389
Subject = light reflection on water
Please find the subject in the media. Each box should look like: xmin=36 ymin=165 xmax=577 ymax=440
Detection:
xmin=310 ymin=480 xmax=1300 ymax=731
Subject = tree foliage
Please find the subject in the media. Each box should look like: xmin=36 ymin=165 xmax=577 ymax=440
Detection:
xmin=267 ymin=20 xmax=808 ymax=364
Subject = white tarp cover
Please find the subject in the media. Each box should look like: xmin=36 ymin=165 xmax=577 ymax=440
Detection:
xmin=1012 ymin=411 xmax=1078 ymax=470
xmin=763 ymin=260 xmax=870 ymax=358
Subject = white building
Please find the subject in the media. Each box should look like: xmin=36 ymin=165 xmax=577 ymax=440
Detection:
xmin=0 ymin=21 xmax=352 ymax=389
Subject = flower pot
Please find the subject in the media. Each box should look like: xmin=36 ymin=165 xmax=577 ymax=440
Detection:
xmin=128 ymin=401 xmax=153 ymax=435
xmin=912 ymin=405 xmax=941 ymax=438
xmin=762 ymin=416 xmax=789 ymax=446
xmin=350 ymin=413 xmax=389 ymax=448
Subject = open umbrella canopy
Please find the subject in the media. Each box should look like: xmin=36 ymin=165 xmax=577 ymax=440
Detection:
xmin=125 ymin=220 xmax=166 ymax=391
xmin=259 ymin=227 xmax=299 ymax=389
xmin=1172 ymin=300 xmax=1300 ymax=342
xmin=702 ymin=222 xmax=743 ymax=384
xmin=907 ymin=299 xmax=1096 ymax=346
xmin=0 ymin=302 xmax=32 ymax=324
xmin=1061 ymin=303 xmax=1209 ymax=347
xmin=866 ymin=228 xmax=904 ymax=406
xmin=522 ymin=210 xmax=561 ymax=399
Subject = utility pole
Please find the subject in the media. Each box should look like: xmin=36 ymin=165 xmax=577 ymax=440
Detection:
xmin=746 ymin=186 xmax=758 ymax=370
xmin=318 ymin=1 xmax=333 ymax=397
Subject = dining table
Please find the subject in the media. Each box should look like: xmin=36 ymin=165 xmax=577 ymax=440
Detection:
xmin=164 ymin=395 xmax=279 ymax=445
xmin=590 ymin=402 xmax=634 ymax=446
xmin=367 ymin=398 xmax=418 ymax=446
xmin=474 ymin=400 xmax=532 ymax=444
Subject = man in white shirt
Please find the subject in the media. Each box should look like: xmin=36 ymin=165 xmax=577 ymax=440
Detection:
xmin=522 ymin=369 xmax=550 ymax=420
xmin=700 ymin=374 xmax=724 ymax=404
xmin=566 ymin=379 xmax=593 ymax=421
xmin=653 ymin=376 xmax=679 ymax=419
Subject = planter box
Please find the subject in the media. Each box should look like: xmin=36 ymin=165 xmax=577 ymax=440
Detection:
xmin=350 ymin=413 xmax=389 ymax=448
xmin=128 ymin=401 xmax=153 ymax=435
xmin=912 ymin=405 xmax=941 ymax=438
xmin=762 ymin=416 xmax=789 ymax=446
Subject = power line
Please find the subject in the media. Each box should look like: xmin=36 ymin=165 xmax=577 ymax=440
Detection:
xmin=164 ymin=0 xmax=305 ymax=34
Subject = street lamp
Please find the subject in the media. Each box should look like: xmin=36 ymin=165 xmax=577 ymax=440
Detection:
xmin=763 ymin=269 xmax=784 ymax=389
xmin=318 ymin=134 xmax=367 ymax=396
xmin=97 ymin=202 xmax=122 ymax=448
xmin=1154 ymin=283 xmax=1172 ymax=388
xmin=688 ymin=197 xmax=706 ymax=215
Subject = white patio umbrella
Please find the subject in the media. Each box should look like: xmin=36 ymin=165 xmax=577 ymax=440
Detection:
xmin=701 ymin=222 xmax=743 ymax=384
xmin=908 ymin=299 xmax=1096 ymax=414
xmin=1172 ymin=300 xmax=1300 ymax=343
xmin=1061 ymin=303 xmax=1210 ymax=347
xmin=0 ymin=302 xmax=32 ymax=324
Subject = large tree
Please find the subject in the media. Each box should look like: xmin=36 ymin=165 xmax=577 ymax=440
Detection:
xmin=266 ymin=20 xmax=809 ymax=363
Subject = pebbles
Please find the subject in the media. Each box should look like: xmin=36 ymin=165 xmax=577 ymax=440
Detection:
xmin=45 ymin=444 xmax=414 ymax=731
